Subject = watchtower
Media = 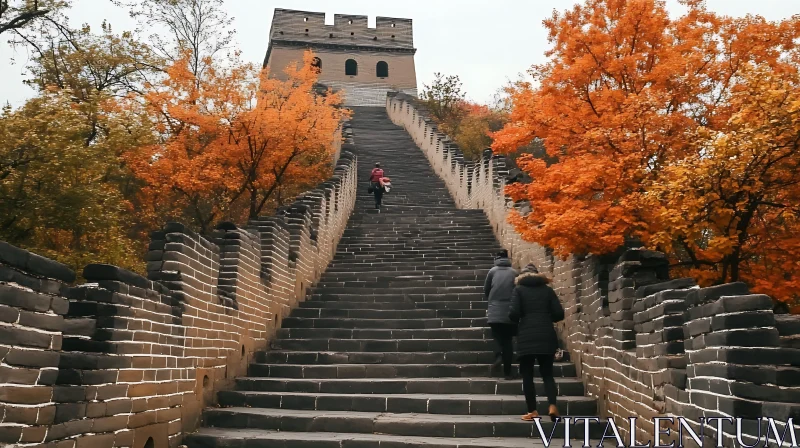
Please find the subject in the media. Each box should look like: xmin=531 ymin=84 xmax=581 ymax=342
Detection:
xmin=263 ymin=9 xmax=418 ymax=106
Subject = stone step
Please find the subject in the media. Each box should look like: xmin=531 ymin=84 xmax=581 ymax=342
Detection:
xmin=326 ymin=262 xmax=494 ymax=270
xmin=340 ymin=233 xmax=499 ymax=240
xmin=315 ymin=286 xmax=484 ymax=295
xmin=315 ymin=280 xmax=485 ymax=289
xmin=319 ymin=270 xmax=488 ymax=280
xmin=201 ymin=408 xmax=608 ymax=439
xmin=337 ymin=237 xmax=498 ymax=243
xmin=348 ymin=210 xmax=490 ymax=217
xmin=343 ymin=216 xmax=490 ymax=221
xmin=288 ymin=308 xmax=486 ymax=319
xmin=335 ymin=247 xmax=499 ymax=253
xmin=217 ymin=391 xmax=598 ymax=415
xmin=185 ymin=428 xmax=555 ymax=448
xmin=342 ymin=226 xmax=495 ymax=232
xmin=331 ymin=255 xmax=493 ymax=261
xmin=298 ymin=300 xmax=488 ymax=310
xmin=337 ymin=238 xmax=499 ymax=245
xmin=276 ymin=327 xmax=491 ymax=340
xmin=256 ymin=351 xmax=576 ymax=370
xmin=248 ymin=363 xmax=577 ymax=379
xmin=269 ymin=338 xmax=495 ymax=352
xmin=257 ymin=351 xmax=495 ymax=365
xmin=335 ymin=243 xmax=497 ymax=248
xmin=280 ymin=317 xmax=487 ymax=329
xmin=234 ymin=377 xmax=586 ymax=396
xmin=308 ymin=292 xmax=485 ymax=302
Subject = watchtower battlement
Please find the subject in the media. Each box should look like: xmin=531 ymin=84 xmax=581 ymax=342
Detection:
xmin=264 ymin=8 xmax=418 ymax=107
xmin=267 ymin=9 xmax=415 ymax=52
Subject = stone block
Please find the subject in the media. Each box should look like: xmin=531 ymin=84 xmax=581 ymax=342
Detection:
xmin=0 ymin=241 xmax=76 ymax=282
xmin=636 ymin=278 xmax=696 ymax=298
xmin=703 ymin=328 xmax=780 ymax=348
xmin=686 ymin=283 xmax=750 ymax=306
xmin=711 ymin=311 xmax=775 ymax=331
xmin=0 ymin=325 xmax=54 ymax=349
xmin=0 ymin=285 xmax=52 ymax=312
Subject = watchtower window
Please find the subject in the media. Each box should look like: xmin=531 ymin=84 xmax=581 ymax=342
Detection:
xmin=311 ymin=57 xmax=322 ymax=73
xmin=345 ymin=59 xmax=358 ymax=76
xmin=376 ymin=61 xmax=389 ymax=78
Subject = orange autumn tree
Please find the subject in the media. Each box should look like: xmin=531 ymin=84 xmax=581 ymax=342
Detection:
xmin=492 ymin=0 xmax=800 ymax=304
xmin=644 ymin=64 xmax=800 ymax=309
xmin=128 ymin=51 xmax=346 ymax=233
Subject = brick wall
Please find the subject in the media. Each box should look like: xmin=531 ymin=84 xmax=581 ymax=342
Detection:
xmin=267 ymin=46 xmax=418 ymax=107
xmin=387 ymin=92 xmax=800 ymax=447
xmin=0 ymin=127 xmax=357 ymax=448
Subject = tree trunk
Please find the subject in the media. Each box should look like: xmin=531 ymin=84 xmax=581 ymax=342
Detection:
xmin=248 ymin=187 xmax=258 ymax=220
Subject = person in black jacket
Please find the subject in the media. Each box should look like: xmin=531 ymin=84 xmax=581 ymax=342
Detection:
xmin=508 ymin=263 xmax=565 ymax=422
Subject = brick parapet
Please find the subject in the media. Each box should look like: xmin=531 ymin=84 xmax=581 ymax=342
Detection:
xmin=0 ymin=126 xmax=357 ymax=447
xmin=387 ymin=92 xmax=800 ymax=447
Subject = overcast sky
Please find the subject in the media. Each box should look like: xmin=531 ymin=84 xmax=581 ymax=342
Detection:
xmin=0 ymin=0 xmax=795 ymax=107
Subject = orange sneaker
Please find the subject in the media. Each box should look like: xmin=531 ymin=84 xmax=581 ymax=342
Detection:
xmin=521 ymin=411 xmax=539 ymax=421
xmin=548 ymin=404 xmax=560 ymax=422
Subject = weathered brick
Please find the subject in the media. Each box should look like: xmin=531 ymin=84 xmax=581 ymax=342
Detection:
xmin=0 ymin=304 xmax=20 ymax=323
xmin=17 ymin=311 xmax=63 ymax=333
xmin=704 ymin=329 xmax=780 ymax=348
xmin=0 ymin=285 xmax=51 ymax=311
xmin=0 ymin=385 xmax=52 ymax=404
xmin=0 ymin=426 xmax=23 ymax=444
xmin=0 ymin=241 xmax=76 ymax=282
xmin=686 ymin=283 xmax=750 ymax=307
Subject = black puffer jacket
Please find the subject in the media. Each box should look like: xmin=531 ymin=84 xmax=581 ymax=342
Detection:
xmin=508 ymin=272 xmax=565 ymax=356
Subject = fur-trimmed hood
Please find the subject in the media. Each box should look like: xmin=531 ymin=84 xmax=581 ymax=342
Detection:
xmin=515 ymin=271 xmax=551 ymax=286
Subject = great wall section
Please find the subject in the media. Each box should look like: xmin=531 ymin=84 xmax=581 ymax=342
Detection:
xmin=0 ymin=91 xmax=799 ymax=447
xmin=384 ymin=93 xmax=800 ymax=447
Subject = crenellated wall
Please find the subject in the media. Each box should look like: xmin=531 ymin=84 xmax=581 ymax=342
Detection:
xmin=0 ymin=127 xmax=358 ymax=448
xmin=387 ymin=92 xmax=800 ymax=447
xmin=264 ymin=9 xmax=418 ymax=107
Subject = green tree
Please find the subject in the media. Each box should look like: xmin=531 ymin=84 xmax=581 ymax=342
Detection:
xmin=24 ymin=21 xmax=160 ymax=98
xmin=0 ymin=89 xmax=153 ymax=274
xmin=420 ymin=72 xmax=466 ymax=124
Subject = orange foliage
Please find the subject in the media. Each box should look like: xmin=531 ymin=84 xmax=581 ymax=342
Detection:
xmin=644 ymin=64 xmax=800 ymax=306
xmin=127 ymin=51 xmax=347 ymax=233
xmin=492 ymin=0 xmax=800 ymax=306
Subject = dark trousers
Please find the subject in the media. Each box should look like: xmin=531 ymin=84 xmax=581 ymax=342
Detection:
xmin=490 ymin=323 xmax=515 ymax=376
xmin=372 ymin=182 xmax=383 ymax=208
xmin=519 ymin=354 xmax=557 ymax=412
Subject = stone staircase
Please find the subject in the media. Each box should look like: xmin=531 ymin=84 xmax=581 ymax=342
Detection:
xmin=185 ymin=108 xmax=605 ymax=447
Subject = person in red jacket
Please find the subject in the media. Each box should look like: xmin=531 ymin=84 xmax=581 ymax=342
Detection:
xmin=369 ymin=163 xmax=385 ymax=209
